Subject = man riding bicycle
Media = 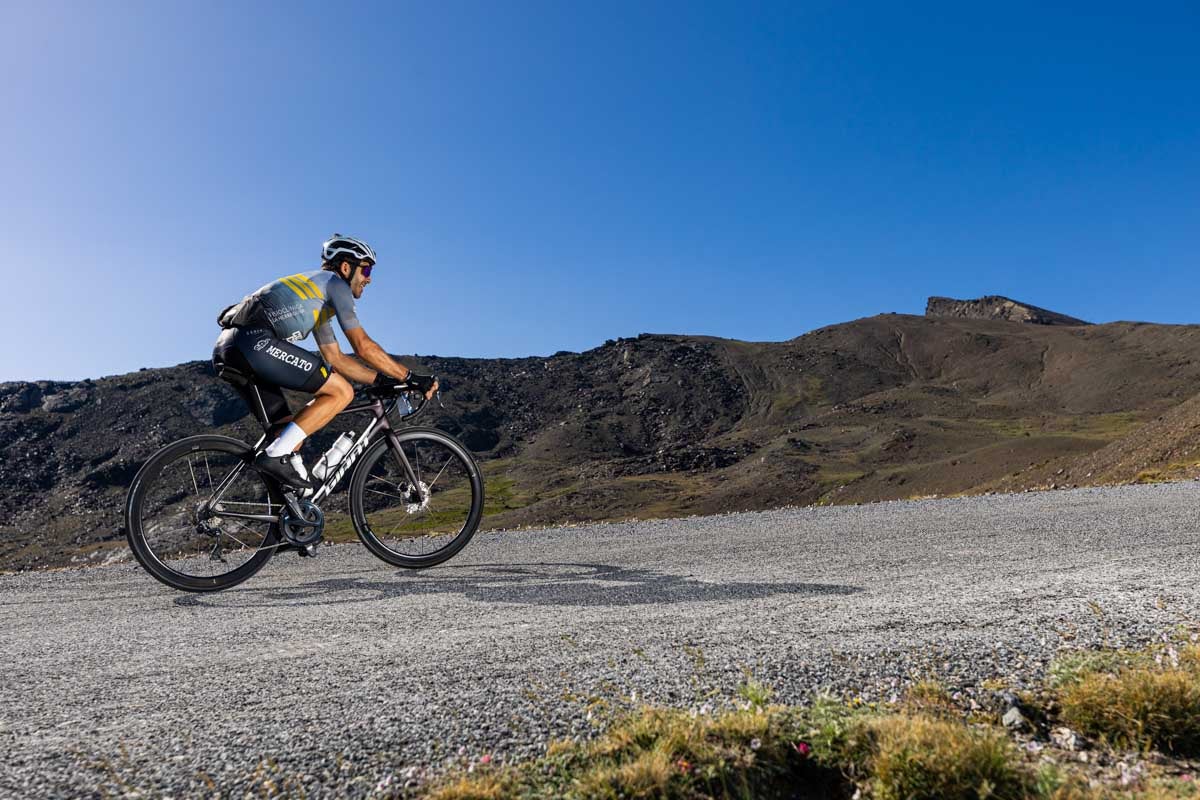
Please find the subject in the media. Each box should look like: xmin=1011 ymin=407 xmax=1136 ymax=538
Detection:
xmin=213 ymin=234 xmax=437 ymax=490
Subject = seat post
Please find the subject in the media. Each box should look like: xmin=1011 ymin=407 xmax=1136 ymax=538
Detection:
xmin=247 ymin=383 xmax=274 ymax=435
xmin=216 ymin=363 xmax=276 ymax=439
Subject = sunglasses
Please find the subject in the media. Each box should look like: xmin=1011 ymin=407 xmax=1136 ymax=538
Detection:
xmin=359 ymin=262 xmax=374 ymax=278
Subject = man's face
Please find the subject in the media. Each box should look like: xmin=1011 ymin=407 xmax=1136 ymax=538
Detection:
xmin=343 ymin=259 xmax=373 ymax=299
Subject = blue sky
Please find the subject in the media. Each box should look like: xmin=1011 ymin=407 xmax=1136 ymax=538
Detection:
xmin=3 ymin=1 xmax=1198 ymax=381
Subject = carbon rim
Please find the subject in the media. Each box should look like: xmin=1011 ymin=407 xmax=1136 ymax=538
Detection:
xmin=352 ymin=431 xmax=482 ymax=565
xmin=128 ymin=438 xmax=280 ymax=588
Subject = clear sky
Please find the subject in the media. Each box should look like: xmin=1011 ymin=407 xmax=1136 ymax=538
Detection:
xmin=3 ymin=1 xmax=1198 ymax=381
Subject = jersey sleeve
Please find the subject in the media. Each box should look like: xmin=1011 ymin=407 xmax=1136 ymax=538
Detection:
xmin=313 ymin=318 xmax=337 ymax=346
xmin=314 ymin=277 xmax=362 ymax=345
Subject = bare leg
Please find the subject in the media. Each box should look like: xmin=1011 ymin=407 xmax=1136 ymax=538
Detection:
xmin=291 ymin=373 xmax=354 ymax=447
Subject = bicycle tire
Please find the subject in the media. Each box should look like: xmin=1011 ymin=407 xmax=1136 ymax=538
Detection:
xmin=124 ymin=434 xmax=283 ymax=592
xmin=349 ymin=427 xmax=484 ymax=568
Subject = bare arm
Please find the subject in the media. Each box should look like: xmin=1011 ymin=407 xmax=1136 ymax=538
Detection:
xmin=316 ymin=338 xmax=392 ymax=385
xmin=320 ymin=330 xmax=437 ymax=399
xmin=344 ymin=328 xmax=413 ymax=383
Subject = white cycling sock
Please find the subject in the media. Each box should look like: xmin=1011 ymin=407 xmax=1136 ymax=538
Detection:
xmin=291 ymin=453 xmax=310 ymax=481
xmin=265 ymin=422 xmax=308 ymax=457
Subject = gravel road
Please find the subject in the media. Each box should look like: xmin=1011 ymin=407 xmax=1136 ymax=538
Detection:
xmin=2 ymin=482 xmax=1198 ymax=797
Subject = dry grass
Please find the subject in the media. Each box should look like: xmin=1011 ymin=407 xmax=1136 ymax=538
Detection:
xmin=864 ymin=714 xmax=1030 ymax=800
xmin=1042 ymin=775 xmax=1200 ymax=799
xmin=1060 ymin=667 xmax=1200 ymax=755
xmin=424 ymin=704 xmax=1034 ymax=800
xmin=901 ymin=679 xmax=959 ymax=719
xmin=427 ymin=773 xmax=513 ymax=800
xmin=1048 ymin=649 xmax=1149 ymax=689
xmin=423 ymin=643 xmax=1200 ymax=800
xmin=425 ymin=701 xmax=846 ymax=800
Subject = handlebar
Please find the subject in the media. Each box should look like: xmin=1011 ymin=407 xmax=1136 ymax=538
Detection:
xmin=363 ymin=381 xmax=440 ymax=424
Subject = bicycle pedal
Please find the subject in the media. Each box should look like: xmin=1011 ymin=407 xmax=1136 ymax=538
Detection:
xmin=298 ymin=544 xmax=318 ymax=558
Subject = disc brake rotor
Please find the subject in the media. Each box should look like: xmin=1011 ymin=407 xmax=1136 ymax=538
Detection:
xmin=400 ymin=480 xmax=430 ymax=514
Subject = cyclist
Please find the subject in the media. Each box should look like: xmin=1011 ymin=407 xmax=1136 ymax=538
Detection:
xmin=212 ymin=234 xmax=437 ymax=490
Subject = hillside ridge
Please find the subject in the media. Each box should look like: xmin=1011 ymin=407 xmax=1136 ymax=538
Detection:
xmin=4 ymin=305 xmax=1200 ymax=570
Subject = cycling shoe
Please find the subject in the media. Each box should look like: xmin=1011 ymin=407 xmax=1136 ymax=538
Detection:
xmin=252 ymin=452 xmax=314 ymax=490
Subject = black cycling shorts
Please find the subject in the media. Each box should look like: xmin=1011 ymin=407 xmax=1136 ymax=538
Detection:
xmin=212 ymin=326 xmax=331 ymax=429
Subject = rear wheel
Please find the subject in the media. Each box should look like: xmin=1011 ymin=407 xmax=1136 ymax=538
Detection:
xmin=349 ymin=428 xmax=484 ymax=568
xmin=124 ymin=435 xmax=282 ymax=592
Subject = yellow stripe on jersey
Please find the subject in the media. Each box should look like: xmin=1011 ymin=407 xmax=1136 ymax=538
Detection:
xmin=295 ymin=274 xmax=324 ymax=300
xmin=285 ymin=275 xmax=314 ymax=299
xmin=320 ymin=366 xmax=329 ymax=378
xmin=281 ymin=276 xmax=313 ymax=300
xmin=280 ymin=277 xmax=307 ymax=300
xmin=295 ymin=276 xmax=319 ymax=300
xmin=312 ymin=308 xmax=334 ymax=332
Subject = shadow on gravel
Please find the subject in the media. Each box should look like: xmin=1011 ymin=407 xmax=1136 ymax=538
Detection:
xmin=177 ymin=562 xmax=860 ymax=608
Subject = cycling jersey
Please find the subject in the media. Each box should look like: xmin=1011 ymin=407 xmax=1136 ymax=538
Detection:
xmin=213 ymin=270 xmax=360 ymax=433
xmin=221 ymin=270 xmax=361 ymax=346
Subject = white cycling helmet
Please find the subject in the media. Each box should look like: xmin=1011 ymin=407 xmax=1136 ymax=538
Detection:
xmin=322 ymin=233 xmax=377 ymax=265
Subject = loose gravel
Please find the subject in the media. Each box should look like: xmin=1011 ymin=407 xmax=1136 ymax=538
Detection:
xmin=2 ymin=482 xmax=1198 ymax=798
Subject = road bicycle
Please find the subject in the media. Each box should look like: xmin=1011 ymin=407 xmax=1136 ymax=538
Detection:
xmin=122 ymin=377 xmax=484 ymax=592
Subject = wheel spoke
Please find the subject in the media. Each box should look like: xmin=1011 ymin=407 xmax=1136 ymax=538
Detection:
xmin=365 ymin=488 xmax=410 ymax=502
xmin=354 ymin=435 xmax=480 ymax=563
xmin=367 ymin=475 xmax=397 ymax=487
xmin=427 ymin=457 xmax=454 ymax=491
xmin=129 ymin=441 xmax=277 ymax=588
xmin=218 ymin=531 xmax=255 ymax=552
xmin=143 ymin=524 xmax=199 ymax=536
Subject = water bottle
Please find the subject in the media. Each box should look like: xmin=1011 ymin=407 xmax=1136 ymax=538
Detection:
xmin=311 ymin=432 xmax=356 ymax=481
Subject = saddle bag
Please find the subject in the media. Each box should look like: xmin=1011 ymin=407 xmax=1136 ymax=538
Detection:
xmin=216 ymin=296 xmax=258 ymax=329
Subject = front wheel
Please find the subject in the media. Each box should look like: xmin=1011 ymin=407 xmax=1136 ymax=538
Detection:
xmin=349 ymin=428 xmax=484 ymax=568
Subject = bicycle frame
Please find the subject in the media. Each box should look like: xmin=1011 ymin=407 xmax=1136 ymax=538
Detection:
xmin=202 ymin=393 xmax=425 ymax=524
xmin=310 ymin=395 xmax=411 ymax=503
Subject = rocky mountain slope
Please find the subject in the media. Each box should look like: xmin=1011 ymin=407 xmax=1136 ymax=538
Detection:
xmin=5 ymin=300 xmax=1200 ymax=570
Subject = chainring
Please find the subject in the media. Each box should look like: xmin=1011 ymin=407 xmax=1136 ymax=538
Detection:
xmin=280 ymin=499 xmax=325 ymax=546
